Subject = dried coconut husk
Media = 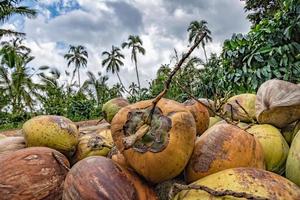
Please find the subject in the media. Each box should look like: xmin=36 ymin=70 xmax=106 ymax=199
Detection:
xmin=0 ymin=136 xmax=26 ymax=154
xmin=256 ymin=79 xmax=300 ymax=128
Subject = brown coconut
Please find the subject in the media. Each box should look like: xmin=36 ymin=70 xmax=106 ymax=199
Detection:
xmin=223 ymin=93 xmax=257 ymax=122
xmin=111 ymin=98 xmax=196 ymax=183
xmin=256 ymin=79 xmax=300 ymax=128
xmin=0 ymin=147 xmax=69 ymax=200
xmin=198 ymin=98 xmax=215 ymax=117
xmin=62 ymin=156 xmax=158 ymax=200
xmin=183 ymin=99 xmax=210 ymax=135
xmin=0 ymin=136 xmax=26 ymax=154
xmin=185 ymin=123 xmax=265 ymax=183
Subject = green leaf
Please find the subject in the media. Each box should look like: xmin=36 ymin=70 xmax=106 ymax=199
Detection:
xmin=254 ymin=54 xmax=264 ymax=62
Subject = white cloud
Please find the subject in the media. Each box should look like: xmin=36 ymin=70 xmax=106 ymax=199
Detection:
xmin=6 ymin=0 xmax=250 ymax=88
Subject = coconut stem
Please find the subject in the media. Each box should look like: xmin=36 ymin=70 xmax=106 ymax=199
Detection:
xmin=52 ymin=152 xmax=70 ymax=171
xmin=148 ymin=32 xmax=207 ymax=122
xmin=234 ymin=99 xmax=257 ymax=124
xmin=168 ymin=183 xmax=269 ymax=200
xmin=122 ymin=124 xmax=150 ymax=151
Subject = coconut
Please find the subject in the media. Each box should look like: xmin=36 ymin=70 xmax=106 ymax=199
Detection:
xmin=0 ymin=136 xmax=26 ymax=154
xmin=183 ymin=99 xmax=210 ymax=135
xmin=0 ymin=147 xmax=69 ymax=200
xmin=73 ymin=128 xmax=113 ymax=163
xmin=185 ymin=123 xmax=264 ymax=183
xmin=286 ymin=130 xmax=300 ymax=186
xmin=102 ymin=97 xmax=129 ymax=123
xmin=63 ymin=156 xmax=158 ymax=200
xmin=0 ymin=133 xmax=6 ymax=139
xmin=111 ymin=98 xmax=196 ymax=183
xmin=247 ymin=124 xmax=289 ymax=174
xmin=256 ymin=79 xmax=300 ymax=128
xmin=223 ymin=93 xmax=256 ymax=122
xmin=198 ymin=98 xmax=215 ymax=117
xmin=208 ymin=116 xmax=222 ymax=128
xmin=174 ymin=168 xmax=300 ymax=200
xmin=282 ymin=121 xmax=300 ymax=145
xmin=23 ymin=115 xmax=79 ymax=157
xmin=111 ymin=150 xmax=131 ymax=169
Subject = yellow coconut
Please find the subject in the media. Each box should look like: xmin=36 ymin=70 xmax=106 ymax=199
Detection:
xmin=102 ymin=97 xmax=129 ymax=123
xmin=256 ymin=79 xmax=300 ymax=128
xmin=282 ymin=121 xmax=300 ymax=145
xmin=73 ymin=128 xmax=113 ymax=162
xmin=208 ymin=116 xmax=222 ymax=128
xmin=174 ymin=168 xmax=300 ymax=200
xmin=286 ymin=130 xmax=300 ymax=186
xmin=185 ymin=123 xmax=264 ymax=183
xmin=247 ymin=124 xmax=289 ymax=174
xmin=111 ymin=98 xmax=196 ymax=183
xmin=223 ymin=93 xmax=256 ymax=122
xmin=23 ymin=115 xmax=79 ymax=157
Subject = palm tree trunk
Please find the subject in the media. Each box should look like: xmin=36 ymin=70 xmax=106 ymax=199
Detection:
xmin=134 ymin=60 xmax=141 ymax=90
xmin=116 ymin=71 xmax=133 ymax=97
xmin=202 ymin=43 xmax=208 ymax=63
xmin=78 ymin=69 xmax=81 ymax=87
xmin=116 ymin=71 xmax=125 ymax=89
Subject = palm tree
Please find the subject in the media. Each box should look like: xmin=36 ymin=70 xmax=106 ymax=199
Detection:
xmin=129 ymin=82 xmax=138 ymax=96
xmin=102 ymin=45 xmax=126 ymax=90
xmin=64 ymin=45 xmax=88 ymax=87
xmin=0 ymin=45 xmax=43 ymax=114
xmin=0 ymin=0 xmax=37 ymax=38
xmin=187 ymin=20 xmax=212 ymax=63
xmin=82 ymin=71 xmax=110 ymax=106
xmin=121 ymin=35 xmax=145 ymax=90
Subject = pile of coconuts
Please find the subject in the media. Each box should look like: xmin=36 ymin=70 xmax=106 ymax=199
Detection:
xmin=0 ymin=78 xmax=300 ymax=200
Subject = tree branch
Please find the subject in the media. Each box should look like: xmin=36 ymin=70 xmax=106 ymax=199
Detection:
xmin=148 ymin=32 xmax=207 ymax=121
xmin=168 ymin=183 xmax=269 ymax=200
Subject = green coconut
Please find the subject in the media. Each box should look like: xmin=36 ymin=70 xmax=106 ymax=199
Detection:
xmin=23 ymin=115 xmax=79 ymax=157
xmin=174 ymin=168 xmax=300 ymax=200
xmin=256 ymin=79 xmax=300 ymax=128
xmin=102 ymin=97 xmax=129 ymax=123
xmin=286 ymin=129 xmax=300 ymax=186
xmin=247 ymin=124 xmax=289 ymax=174
xmin=223 ymin=93 xmax=256 ymax=122
xmin=282 ymin=121 xmax=300 ymax=145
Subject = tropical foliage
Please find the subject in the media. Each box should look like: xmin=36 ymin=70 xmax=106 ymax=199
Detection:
xmin=0 ymin=0 xmax=299 ymax=130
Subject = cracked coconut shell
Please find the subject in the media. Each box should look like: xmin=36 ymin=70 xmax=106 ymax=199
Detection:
xmin=256 ymin=79 xmax=300 ymax=128
xmin=0 ymin=147 xmax=69 ymax=200
xmin=111 ymin=98 xmax=197 ymax=183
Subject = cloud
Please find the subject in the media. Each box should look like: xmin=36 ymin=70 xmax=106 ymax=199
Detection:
xmin=5 ymin=0 xmax=250 ymax=88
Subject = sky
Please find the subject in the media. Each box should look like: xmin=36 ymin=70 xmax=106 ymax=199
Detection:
xmin=2 ymin=0 xmax=250 ymax=88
